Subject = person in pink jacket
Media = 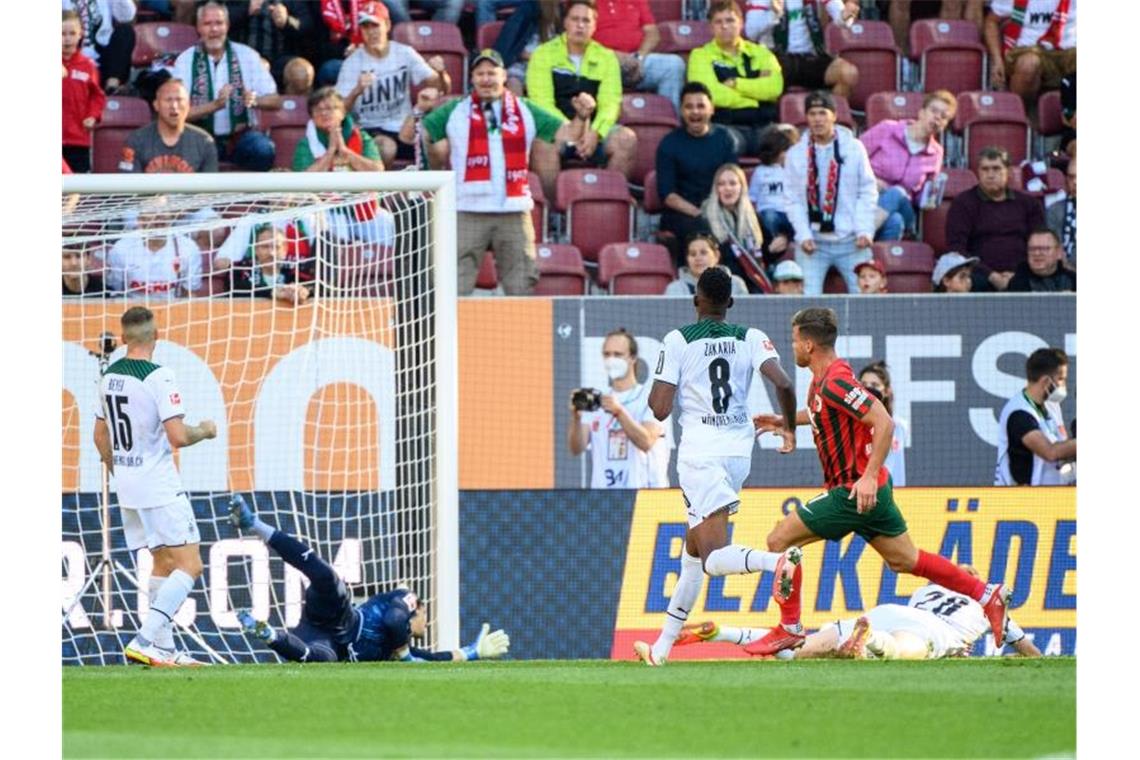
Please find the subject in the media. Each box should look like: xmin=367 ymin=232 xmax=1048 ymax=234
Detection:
xmin=859 ymin=90 xmax=956 ymax=240
xmin=62 ymin=9 xmax=106 ymax=173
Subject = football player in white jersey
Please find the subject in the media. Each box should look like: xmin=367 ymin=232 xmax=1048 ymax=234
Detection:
xmin=676 ymin=567 xmax=1042 ymax=659
xmin=568 ymin=329 xmax=666 ymax=489
xmin=93 ymin=307 xmax=217 ymax=667
xmin=632 ymin=268 xmax=802 ymax=666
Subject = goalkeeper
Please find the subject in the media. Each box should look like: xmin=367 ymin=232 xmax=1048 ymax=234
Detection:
xmin=228 ymin=495 xmax=509 ymax=663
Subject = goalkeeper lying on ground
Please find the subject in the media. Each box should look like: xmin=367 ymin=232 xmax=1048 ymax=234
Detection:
xmin=228 ymin=495 xmax=509 ymax=663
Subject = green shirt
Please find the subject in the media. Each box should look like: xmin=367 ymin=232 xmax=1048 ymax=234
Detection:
xmin=687 ymin=39 xmax=784 ymax=111
xmin=291 ymin=116 xmax=381 ymax=172
xmin=526 ymin=34 xmax=623 ymax=139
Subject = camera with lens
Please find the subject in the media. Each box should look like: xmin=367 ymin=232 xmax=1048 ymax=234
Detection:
xmin=571 ymin=387 xmax=603 ymax=412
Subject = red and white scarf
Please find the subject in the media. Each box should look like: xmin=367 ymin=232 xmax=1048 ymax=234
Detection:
xmin=465 ymin=91 xmax=528 ymax=199
xmin=807 ymin=136 xmax=842 ymax=234
xmin=1002 ymin=0 xmax=1071 ymax=53
xmin=322 ymin=0 xmax=364 ymax=46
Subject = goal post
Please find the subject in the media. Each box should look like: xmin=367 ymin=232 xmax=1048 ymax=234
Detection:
xmin=61 ymin=171 xmax=460 ymax=662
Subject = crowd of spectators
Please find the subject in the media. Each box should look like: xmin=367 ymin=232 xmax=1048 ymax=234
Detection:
xmin=62 ymin=0 xmax=1077 ymax=300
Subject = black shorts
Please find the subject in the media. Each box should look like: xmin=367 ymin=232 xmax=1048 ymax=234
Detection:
xmin=776 ymin=53 xmax=835 ymax=90
xmin=366 ymin=127 xmax=416 ymax=161
xmin=302 ymin=574 xmax=356 ymax=644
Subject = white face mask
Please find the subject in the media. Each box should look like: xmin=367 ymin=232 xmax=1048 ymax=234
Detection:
xmin=1046 ymin=382 xmax=1068 ymax=404
xmin=604 ymin=357 xmax=630 ymax=381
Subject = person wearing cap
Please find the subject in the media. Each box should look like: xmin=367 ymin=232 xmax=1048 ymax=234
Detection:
xmin=688 ymin=0 xmax=784 ymax=157
xmin=945 ymin=146 xmax=1044 ymax=292
xmin=1007 ymin=228 xmax=1076 ymax=293
xmin=421 ymin=48 xmax=589 ymax=296
xmin=335 ymin=1 xmax=451 ymax=166
xmin=525 ymin=0 xmax=638 ymax=179
xmin=743 ymin=0 xmax=860 ymax=99
xmin=931 ymin=252 xmax=978 ymax=293
xmin=771 ymin=259 xmax=805 ymax=295
xmin=854 ymin=259 xmax=887 ymax=294
xmin=784 ymin=89 xmax=878 ymax=295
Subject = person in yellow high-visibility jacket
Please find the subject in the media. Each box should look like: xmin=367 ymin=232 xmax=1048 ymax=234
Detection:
xmin=687 ymin=0 xmax=784 ymax=157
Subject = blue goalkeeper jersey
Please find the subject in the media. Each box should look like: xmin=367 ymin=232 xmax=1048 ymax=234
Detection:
xmin=345 ymin=589 xmax=416 ymax=662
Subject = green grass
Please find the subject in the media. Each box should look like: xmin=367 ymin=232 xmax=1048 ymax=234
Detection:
xmin=64 ymin=659 xmax=1075 ymax=759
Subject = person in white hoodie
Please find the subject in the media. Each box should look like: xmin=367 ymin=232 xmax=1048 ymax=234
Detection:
xmin=783 ymin=90 xmax=878 ymax=295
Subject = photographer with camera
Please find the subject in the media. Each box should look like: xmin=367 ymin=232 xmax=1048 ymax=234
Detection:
xmin=568 ymin=328 xmax=668 ymax=489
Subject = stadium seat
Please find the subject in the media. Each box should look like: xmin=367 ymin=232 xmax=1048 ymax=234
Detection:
xmin=823 ymin=267 xmax=848 ymax=294
xmin=475 ymin=251 xmax=498 ymax=290
xmin=476 ymin=20 xmax=504 ymax=51
xmin=597 ymin=242 xmax=675 ymax=294
xmin=642 ymin=169 xmax=662 ymax=214
xmin=528 ymin=171 xmax=549 ymax=243
xmin=655 ymin=20 xmax=712 ymax=62
xmin=942 ymin=167 xmax=978 ymax=199
xmin=873 ymin=241 xmax=936 ymax=293
xmin=648 ymin=0 xmax=685 ymax=22
xmin=555 ymin=169 xmax=635 ymax=264
xmin=534 ymin=244 xmax=589 ymax=296
xmin=620 ymin=93 xmax=679 ymax=185
xmin=91 ymin=96 xmax=152 ymax=173
xmin=391 ymin=22 xmax=467 ymax=94
xmin=864 ymin=91 xmax=924 ymax=130
xmin=1017 ymin=165 xmax=1065 ymax=199
xmin=1037 ymin=90 xmax=1065 ymax=136
xmin=824 ymin=21 xmax=900 ymax=110
xmin=779 ymin=91 xmax=856 ymax=130
xmin=920 ymin=202 xmax=952 ymax=254
xmin=908 ymin=19 xmax=986 ymax=95
xmin=131 ymin=22 xmax=198 ymax=67
xmin=260 ymin=95 xmax=309 ymax=130
xmin=954 ymin=92 xmax=1030 ymax=172
xmin=337 ymin=242 xmax=394 ymax=296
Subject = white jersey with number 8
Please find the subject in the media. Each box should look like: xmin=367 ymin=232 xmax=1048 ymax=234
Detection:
xmin=96 ymin=358 xmax=187 ymax=510
xmin=654 ymin=320 xmax=780 ymax=460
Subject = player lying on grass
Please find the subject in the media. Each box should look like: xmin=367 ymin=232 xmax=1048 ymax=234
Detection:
xmin=676 ymin=574 xmax=1041 ymax=660
xmin=228 ymin=495 xmax=510 ymax=663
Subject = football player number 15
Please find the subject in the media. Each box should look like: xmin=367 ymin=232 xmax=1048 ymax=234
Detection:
xmin=104 ymin=394 xmax=133 ymax=451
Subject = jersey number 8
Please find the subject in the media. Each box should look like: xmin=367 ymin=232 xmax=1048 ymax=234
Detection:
xmin=708 ymin=358 xmax=732 ymax=414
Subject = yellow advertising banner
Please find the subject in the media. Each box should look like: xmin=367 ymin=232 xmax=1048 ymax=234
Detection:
xmin=612 ymin=487 xmax=1075 ymax=657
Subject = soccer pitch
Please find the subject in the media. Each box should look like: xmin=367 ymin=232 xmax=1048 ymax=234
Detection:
xmin=63 ymin=658 xmax=1074 ymax=758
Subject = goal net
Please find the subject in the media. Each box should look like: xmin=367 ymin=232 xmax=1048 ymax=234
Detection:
xmin=61 ymin=172 xmax=458 ymax=665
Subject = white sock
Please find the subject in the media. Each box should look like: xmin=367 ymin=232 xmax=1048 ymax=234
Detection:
xmin=148 ymin=576 xmax=176 ymax=649
xmin=138 ymin=570 xmax=195 ymax=646
xmin=651 ymin=551 xmax=703 ymax=661
xmin=703 ymin=545 xmax=780 ymax=576
xmin=250 ymin=518 xmax=275 ymax=543
xmin=714 ymin=625 xmax=768 ymax=645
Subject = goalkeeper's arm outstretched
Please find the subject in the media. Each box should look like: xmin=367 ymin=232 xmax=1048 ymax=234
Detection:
xmin=227 ymin=495 xmax=510 ymax=664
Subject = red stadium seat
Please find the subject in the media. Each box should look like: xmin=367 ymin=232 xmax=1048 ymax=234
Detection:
xmin=91 ymin=96 xmax=152 ymax=173
xmin=873 ymin=241 xmax=936 ymax=293
xmin=642 ymin=169 xmax=662 ymax=214
xmin=131 ymin=22 xmax=198 ymax=68
xmin=555 ymin=169 xmax=635 ymax=264
xmin=534 ymin=244 xmax=589 ymax=296
xmin=648 ymin=0 xmax=685 ymax=22
xmin=1017 ymin=166 xmax=1065 ymax=199
xmin=597 ymin=242 xmax=675 ymax=294
xmin=1037 ymin=90 xmax=1065 ymax=136
xmin=908 ymin=19 xmax=986 ymax=95
xmin=824 ymin=21 xmax=900 ymax=111
xmin=476 ymin=20 xmax=504 ymax=51
xmin=942 ymin=167 xmax=978 ymax=199
xmin=920 ymin=201 xmax=952 ymax=254
xmin=823 ymin=267 xmax=848 ymax=294
xmin=337 ymin=243 xmax=394 ymax=295
xmin=864 ymin=91 xmax=924 ymax=129
xmin=528 ymin=171 xmax=548 ymax=243
xmin=269 ymin=127 xmax=305 ymax=170
xmin=475 ymin=251 xmax=498 ymax=290
xmin=954 ymin=92 xmax=1029 ymax=171
xmin=621 ymin=93 xmax=679 ymax=185
xmin=656 ymin=20 xmax=712 ymax=62
xmin=391 ymin=22 xmax=467 ymax=94
xmin=260 ymin=95 xmax=309 ymax=130
xmin=779 ymin=91 xmax=856 ymax=130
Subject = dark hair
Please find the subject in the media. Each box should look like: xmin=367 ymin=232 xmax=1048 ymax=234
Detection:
xmin=121 ymin=306 xmax=155 ymax=330
xmin=977 ymin=146 xmax=1011 ymax=167
xmin=697 ymin=266 xmax=733 ymax=306
xmin=1025 ymin=348 xmax=1067 ymax=383
xmin=791 ymin=307 xmax=839 ymax=347
xmin=756 ymin=123 xmax=798 ymax=166
xmin=1027 ymin=226 xmax=1061 ymax=246
xmin=707 ymin=0 xmax=743 ymax=20
xmin=858 ymin=361 xmax=892 ymax=413
xmin=307 ymin=86 xmax=344 ymax=115
xmin=685 ymin=232 xmax=722 ymax=257
xmin=681 ymin=81 xmax=712 ymax=102
xmin=604 ymin=327 xmax=638 ymax=358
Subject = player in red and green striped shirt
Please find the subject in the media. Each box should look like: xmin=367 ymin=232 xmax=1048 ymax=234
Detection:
xmin=749 ymin=307 xmax=1012 ymax=656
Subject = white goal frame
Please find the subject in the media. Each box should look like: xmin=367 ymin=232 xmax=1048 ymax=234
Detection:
xmin=62 ymin=171 xmax=461 ymax=650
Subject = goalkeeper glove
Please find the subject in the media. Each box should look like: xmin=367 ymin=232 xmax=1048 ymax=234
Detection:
xmin=461 ymin=622 xmax=510 ymax=661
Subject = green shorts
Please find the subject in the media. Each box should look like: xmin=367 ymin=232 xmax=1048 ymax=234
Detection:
xmin=796 ymin=479 xmax=908 ymax=542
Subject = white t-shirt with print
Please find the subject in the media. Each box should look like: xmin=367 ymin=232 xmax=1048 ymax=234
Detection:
xmin=336 ymin=42 xmax=436 ymax=132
